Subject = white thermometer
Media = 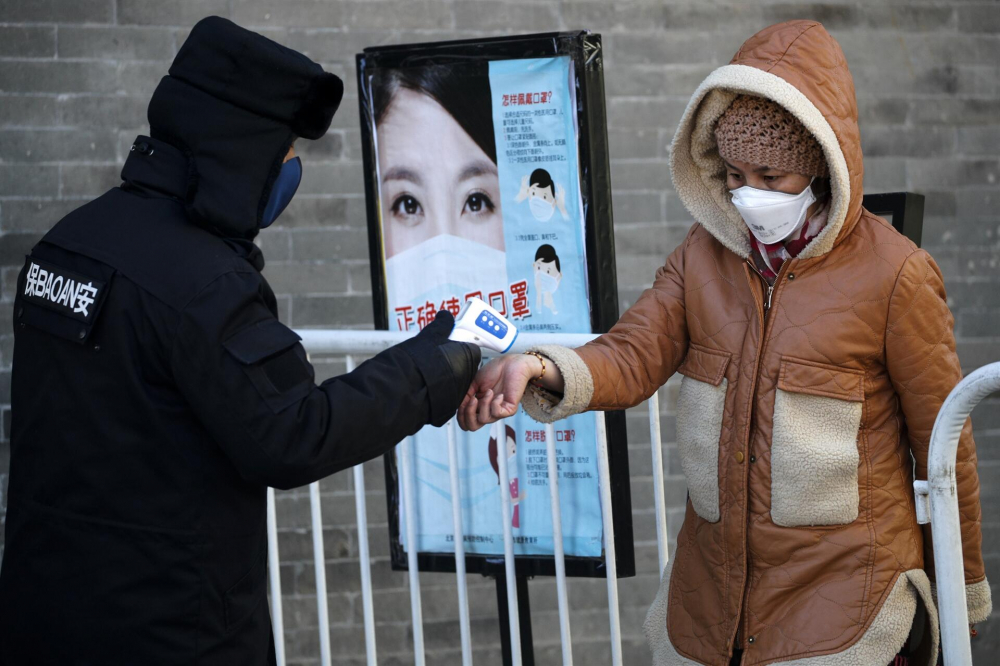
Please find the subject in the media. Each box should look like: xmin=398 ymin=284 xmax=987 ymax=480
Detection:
xmin=448 ymin=297 xmax=518 ymax=353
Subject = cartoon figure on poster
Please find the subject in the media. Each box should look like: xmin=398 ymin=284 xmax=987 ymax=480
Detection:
xmin=488 ymin=423 xmax=526 ymax=528
xmin=533 ymin=244 xmax=561 ymax=315
xmin=516 ymin=168 xmax=568 ymax=221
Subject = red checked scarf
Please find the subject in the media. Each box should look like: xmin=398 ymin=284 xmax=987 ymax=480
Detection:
xmin=748 ymin=199 xmax=830 ymax=284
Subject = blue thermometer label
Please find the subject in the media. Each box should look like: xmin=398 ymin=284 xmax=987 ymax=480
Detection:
xmin=476 ymin=312 xmax=507 ymax=339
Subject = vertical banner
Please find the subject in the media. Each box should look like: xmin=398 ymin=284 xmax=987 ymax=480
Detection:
xmin=490 ymin=57 xmax=590 ymax=333
xmin=357 ymin=32 xmax=633 ymax=577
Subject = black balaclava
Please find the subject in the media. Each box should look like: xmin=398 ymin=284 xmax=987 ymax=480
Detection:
xmin=147 ymin=16 xmax=343 ymax=240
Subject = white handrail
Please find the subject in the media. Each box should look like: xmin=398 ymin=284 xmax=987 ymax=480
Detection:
xmin=308 ymin=479 xmax=332 ymax=666
xmin=296 ymin=330 xmax=597 ymax=356
xmin=913 ymin=361 xmax=1000 ymax=666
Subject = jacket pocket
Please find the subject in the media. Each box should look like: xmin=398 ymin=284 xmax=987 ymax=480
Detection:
xmin=223 ymin=319 xmax=314 ymax=414
xmin=771 ymin=357 xmax=864 ymax=527
xmin=224 ymin=546 xmax=267 ymax=632
xmin=676 ymin=343 xmax=731 ymax=523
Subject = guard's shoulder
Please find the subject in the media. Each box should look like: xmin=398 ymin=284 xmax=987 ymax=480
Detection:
xmin=42 ymin=188 xmax=256 ymax=311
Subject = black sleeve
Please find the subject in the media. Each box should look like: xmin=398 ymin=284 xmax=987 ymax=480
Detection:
xmin=170 ymin=270 xmax=479 ymax=490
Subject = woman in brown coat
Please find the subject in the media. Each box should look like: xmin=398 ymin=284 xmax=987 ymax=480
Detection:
xmin=459 ymin=20 xmax=990 ymax=666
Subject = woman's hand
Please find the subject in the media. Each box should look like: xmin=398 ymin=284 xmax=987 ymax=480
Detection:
xmin=457 ymin=354 xmax=541 ymax=431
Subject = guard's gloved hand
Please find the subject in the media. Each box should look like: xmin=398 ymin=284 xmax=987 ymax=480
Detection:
xmin=401 ymin=310 xmax=482 ymax=427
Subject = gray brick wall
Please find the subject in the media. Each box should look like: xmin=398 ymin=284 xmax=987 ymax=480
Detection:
xmin=1 ymin=1 xmax=997 ymax=663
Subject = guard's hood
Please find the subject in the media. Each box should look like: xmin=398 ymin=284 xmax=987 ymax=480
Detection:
xmin=146 ymin=16 xmax=343 ymax=240
xmin=671 ymin=20 xmax=863 ymax=260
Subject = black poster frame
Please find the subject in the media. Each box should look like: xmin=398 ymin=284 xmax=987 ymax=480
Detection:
xmin=861 ymin=192 xmax=924 ymax=247
xmin=356 ymin=31 xmax=634 ymax=579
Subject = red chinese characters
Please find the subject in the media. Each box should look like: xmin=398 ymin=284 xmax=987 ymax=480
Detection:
xmin=488 ymin=291 xmax=507 ymax=316
xmin=416 ymin=300 xmax=437 ymax=329
xmin=502 ymin=91 xmax=554 ymax=106
xmin=394 ymin=305 xmax=415 ymax=330
xmin=396 ymin=282 xmax=531 ymax=331
xmin=510 ymin=280 xmax=530 ymax=319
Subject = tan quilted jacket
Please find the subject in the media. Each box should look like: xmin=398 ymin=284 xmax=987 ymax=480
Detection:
xmin=523 ymin=21 xmax=991 ymax=666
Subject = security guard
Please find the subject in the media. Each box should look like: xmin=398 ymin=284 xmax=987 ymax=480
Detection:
xmin=0 ymin=17 xmax=480 ymax=665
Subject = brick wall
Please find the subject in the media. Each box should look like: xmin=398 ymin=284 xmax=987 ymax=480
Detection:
xmin=1 ymin=1 xmax=998 ymax=663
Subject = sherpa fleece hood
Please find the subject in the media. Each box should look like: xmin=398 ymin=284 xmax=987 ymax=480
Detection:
xmin=147 ymin=16 xmax=343 ymax=240
xmin=671 ymin=20 xmax=862 ymax=261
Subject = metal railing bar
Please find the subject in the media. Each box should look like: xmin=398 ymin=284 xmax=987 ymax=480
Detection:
xmin=398 ymin=436 xmax=426 ymax=665
xmin=647 ymin=391 xmax=670 ymax=577
xmin=296 ymin=330 xmax=598 ymax=356
xmin=545 ymin=422 xmax=574 ymax=666
xmin=495 ymin=417 xmax=523 ymax=665
xmin=447 ymin=419 xmax=474 ymax=666
xmin=309 ymin=479 xmax=332 ymax=666
xmin=346 ymin=354 xmax=378 ymax=666
xmin=595 ymin=412 xmax=623 ymax=666
xmin=266 ymin=486 xmax=287 ymax=666
xmin=920 ymin=362 xmax=1000 ymax=666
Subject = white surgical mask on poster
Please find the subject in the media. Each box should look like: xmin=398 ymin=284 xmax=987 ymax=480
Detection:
xmin=529 ymin=196 xmax=555 ymax=222
xmin=385 ymin=234 xmax=509 ymax=320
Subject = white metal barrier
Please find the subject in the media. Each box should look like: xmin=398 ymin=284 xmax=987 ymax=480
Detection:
xmin=912 ymin=361 xmax=1000 ymax=666
xmin=264 ymin=331 xmax=671 ymax=666
xmin=268 ymin=330 xmax=996 ymax=665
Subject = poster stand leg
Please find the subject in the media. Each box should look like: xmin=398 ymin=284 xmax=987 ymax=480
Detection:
xmin=495 ymin=574 xmax=535 ymax=666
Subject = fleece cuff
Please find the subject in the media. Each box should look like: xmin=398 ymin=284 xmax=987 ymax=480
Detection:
xmin=520 ymin=345 xmax=594 ymax=423
xmin=967 ymin=578 xmax=993 ymax=624
xmin=929 ymin=576 xmax=993 ymax=625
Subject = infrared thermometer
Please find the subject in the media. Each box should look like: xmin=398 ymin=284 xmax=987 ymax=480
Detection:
xmin=448 ymin=297 xmax=518 ymax=353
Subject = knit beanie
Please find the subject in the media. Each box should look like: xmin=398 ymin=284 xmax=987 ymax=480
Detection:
xmin=714 ymin=95 xmax=828 ymax=177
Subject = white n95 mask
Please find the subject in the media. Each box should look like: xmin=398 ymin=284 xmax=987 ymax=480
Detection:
xmin=730 ymin=178 xmax=816 ymax=244
xmin=529 ymin=196 xmax=555 ymax=222
xmin=386 ymin=234 xmax=509 ymax=328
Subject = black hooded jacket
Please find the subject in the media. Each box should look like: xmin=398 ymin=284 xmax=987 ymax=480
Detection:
xmin=0 ymin=17 xmax=479 ymax=665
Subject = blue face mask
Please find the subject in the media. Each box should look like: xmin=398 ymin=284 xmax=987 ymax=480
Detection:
xmin=261 ymin=156 xmax=302 ymax=228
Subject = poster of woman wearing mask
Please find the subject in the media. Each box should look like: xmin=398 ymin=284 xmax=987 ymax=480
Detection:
xmin=370 ymin=57 xmax=591 ymax=334
xmin=358 ymin=32 xmax=632 ymax=578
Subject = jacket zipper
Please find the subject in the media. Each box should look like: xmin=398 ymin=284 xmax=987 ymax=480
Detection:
xmin=748 ymin=261 xmax=775 ymax=312
xmin=734 ymin=258 xmax=788 ymax=657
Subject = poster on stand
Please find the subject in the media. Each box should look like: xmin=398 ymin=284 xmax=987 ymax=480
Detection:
xmin=356 ymin=32 xmax=632 ymax=578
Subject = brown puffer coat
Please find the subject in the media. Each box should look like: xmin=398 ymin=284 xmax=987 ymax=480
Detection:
xmin=523 ymin=20 xmax=990 ymax=666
